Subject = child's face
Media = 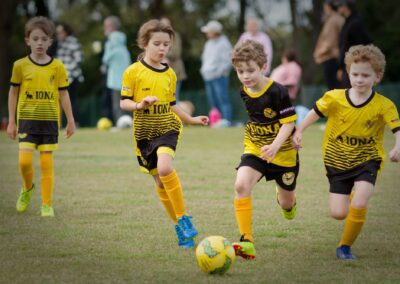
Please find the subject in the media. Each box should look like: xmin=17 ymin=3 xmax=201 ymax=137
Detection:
xmin=234 ymin=60 xmax=266 ymax=89
xmin=144 ymin=32 xmax=171 ymax=64
xmin=349 ymin=61 xmax=381 ymax=95
xmin=25 ymin=28 xmax=53 ymax=57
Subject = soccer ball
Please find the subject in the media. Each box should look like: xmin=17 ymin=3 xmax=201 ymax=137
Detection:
xmin=96 ymin=117 xmax=112 ymax=130
xmin=195 ymin=236 xmax=235 ymax=274
xmin=116 ymin=115 xmax=133 ymax=129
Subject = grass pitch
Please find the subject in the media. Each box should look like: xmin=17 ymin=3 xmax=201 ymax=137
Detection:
xmin=0 ymin=125 xmax=399 ymax=283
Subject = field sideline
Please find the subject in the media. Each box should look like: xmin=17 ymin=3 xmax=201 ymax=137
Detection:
xmin=0 ymin=125 xmax=399 ymax=283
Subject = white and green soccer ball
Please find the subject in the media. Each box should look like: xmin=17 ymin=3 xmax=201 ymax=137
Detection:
xmin=195 ymin=236 xmax=235 ymax=274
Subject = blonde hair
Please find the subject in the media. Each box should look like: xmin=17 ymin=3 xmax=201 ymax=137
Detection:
xmin=345 ymin=44 xmax=386 ymax=77
xmin=25 ymin=16 xmax=55 ymax=38
xmin=137 ymin=19 xmax=175 ymax=49
xmin=231 ymin=40 xmax=267 ymax=68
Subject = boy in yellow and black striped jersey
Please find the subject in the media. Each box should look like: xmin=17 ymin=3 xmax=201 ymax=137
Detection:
xmin=293 ymin=44 xmax=400 ymax=260
xmin=6 ymin=17 xmax=75 ymax=217
xmin=230 ymin=40 xmax=299 ymax=260
xmin=120 ymin=20 xmax=209 ymax=249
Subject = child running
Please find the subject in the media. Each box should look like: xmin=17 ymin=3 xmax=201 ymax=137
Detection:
xmin=7 ymin=16 xmax=76 ymax=217
xmin=230 ymin=40 xmax=299 ymax=259
xmin=120 ymin=19 xmax=209 ymax=248
xmin=293 ymin=44 xmax=400 ymax=260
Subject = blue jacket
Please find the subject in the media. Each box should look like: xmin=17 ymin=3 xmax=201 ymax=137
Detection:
xmin=102 ymin=31 xmax=131 ymax=91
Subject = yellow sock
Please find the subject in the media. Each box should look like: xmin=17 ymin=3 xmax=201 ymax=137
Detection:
xmin=19 ymin=151 xmax=34 ymax=190
xmin=40 ymin=152 xmax=54 ymax=206
xmin=234 ymin=196 xmax=253 ymax=242
xmin=339 ymin=206 xmax=367 ymax=246
xmin=156 ymin=185 xmax=177 ymax=224
xmin=159 ymin=170 xmax=186 ymax=219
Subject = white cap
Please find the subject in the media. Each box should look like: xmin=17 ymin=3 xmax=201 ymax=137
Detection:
xmin=201 ymin=20 xmax=223 ymax=33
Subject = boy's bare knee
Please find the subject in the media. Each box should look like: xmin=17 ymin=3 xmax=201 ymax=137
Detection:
xmin=330 ymin=210 xmax=347 ymax=220
xmin=235 ymin=181 xmax=250 ymax=198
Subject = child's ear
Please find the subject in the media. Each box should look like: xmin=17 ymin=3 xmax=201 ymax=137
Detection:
xmin=375 ymin=72 xmax=383 ymax=84
xmin=261 ymin=63 xmax=267 ymax=73
xmin=25 ymin=37 xmax=30 ymax=46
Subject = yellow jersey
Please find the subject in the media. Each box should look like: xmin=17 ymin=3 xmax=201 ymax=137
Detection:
xmin=241 ymin=80 xmax=298 ymax=167
xmin=121 ymin=59 xmax=182 ymax=157
xmin=314 ymin=89 xmax=400 ymax=174
xmin=10 ymin=56 xmax=69 ymax=135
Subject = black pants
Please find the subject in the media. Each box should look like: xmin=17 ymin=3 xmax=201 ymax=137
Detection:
xmin=322 ymin=58 xmax=341 ymax=90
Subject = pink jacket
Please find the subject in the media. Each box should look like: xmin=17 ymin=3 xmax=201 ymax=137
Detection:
xmin=270 ymin=62 xmax=302 ymax=100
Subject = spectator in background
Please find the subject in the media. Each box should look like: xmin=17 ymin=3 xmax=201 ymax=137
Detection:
xmin=102 ymin=16 xmax=131 ymax=124
xmin=200 ymin=20 xmax=233 ymax=128
xmin=335 ymin=0 xmax=372 ymax=88
xmin=313 ymin=0 xmax=344 ymax=90
xmin=160 ymin=17 xmax=187 ymax=102
xmin=270 ymin=49 xmax=308 ymax=125
xmin=238 ymin=18 xmax=273 ymax=75
xmin=55 ymin=22 xmax=84 ymax=126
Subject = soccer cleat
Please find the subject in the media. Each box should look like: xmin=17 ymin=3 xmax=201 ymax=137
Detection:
xmin=177 ymin=215 xmax=198 ymax=239
xmin=281 ymin=203 xmax=297 ymax=220
xmin=232 ymin=236 xmax=256 ymax=260
xmin=336 ymin=245 xmax=356 ymax=260
xmin=16 ymin=184 xmax=35 ymax=213
xmin=41 ymin=204 xmax=55 ymax=217
xmin=174 ymin=225 xmax=195 ymax=249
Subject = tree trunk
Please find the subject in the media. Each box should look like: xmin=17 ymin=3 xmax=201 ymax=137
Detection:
xmin=238 ymin=0 xmax=247 ymax=35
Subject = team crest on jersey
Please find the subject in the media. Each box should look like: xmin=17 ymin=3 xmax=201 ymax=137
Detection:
xmin=25 ymin=91 xmax=33 ymax=99
xmin=49 ymin=74 xmax=55 ymax=85
xmin=18 ymin=133 xmax=28 ymax=139
xmin=282 ymin=172 xmax=295 ymax=185
xmin=263 ymin=108 xmax=277 ymax=118
xmin=365 ymin=120 xmax=373 ymax=129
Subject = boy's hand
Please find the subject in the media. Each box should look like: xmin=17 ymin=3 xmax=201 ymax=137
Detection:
xmin=190 ymin=116 xmax=209 ymax=126
xmin=6 ymin=122 xmax=17 ymax=140
xmin=260 ymin=143 xmax=279 ymax=163
xmin=389 ymin=147 xmax=400 ymax=162
xmin=138 ymin=96 xmax=159 ymax=110
xmin=65 ymin=121 xmax=76 ymax=139
xmin=292 ymin=130 xmax=302 ymax=151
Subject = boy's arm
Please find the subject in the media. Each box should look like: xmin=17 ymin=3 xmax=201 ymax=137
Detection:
xmin=292 ymin=109 xmax=320 ymax=150
xmin=171 ymin=105 xmax=209 ymax=126
xmin=6 ymin=86 xmax=19 ymax=140
xmin=59 ymin=89 xmax=76 ymax=138
xmin=389 ymin=131 xmax=400 ymax=162
xmin=120 ymin=96 xmax=159 ymax=112
xmin=260 ymin=121 xmax=295 ymax=162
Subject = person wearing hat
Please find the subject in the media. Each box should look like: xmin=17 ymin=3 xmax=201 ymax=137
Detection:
xmin=335 ymin=0 xmax=372 ymax=88
xmin=313 ymin=0 xmax=345 ymax=90
xmin=200 ymin=20 xmax=233 ymax=127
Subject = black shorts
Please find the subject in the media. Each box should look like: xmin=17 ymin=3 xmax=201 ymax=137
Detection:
xmin=18 ymin=133 xmax=58 ymax=151
xmin=327 ymin=160 xmax=381 ymax=195
xmin=237 ymin=154 xmax=299 ymax=191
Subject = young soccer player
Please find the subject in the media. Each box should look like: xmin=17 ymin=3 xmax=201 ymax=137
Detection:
xmin=120 ymin=19 xmax=209 ymax=248
xmin=230 ymin=40 xmax=299 ymax=259
xmin=293 ymin=44 xmax=400 ymax=260
xmin=7 ymin=16 xmax=76 ymax=217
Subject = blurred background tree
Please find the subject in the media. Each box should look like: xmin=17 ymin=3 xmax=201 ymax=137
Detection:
xmin=1 ymin=0 xmax=399 ymax=126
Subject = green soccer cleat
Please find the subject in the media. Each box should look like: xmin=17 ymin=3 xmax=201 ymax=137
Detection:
xmin=232 ymin=236 xmax=256 ymax=260
xmin=41 ymin=204 xmax=55 ymax=217
xmin=16 ymin=184 xmax=35 ymax=213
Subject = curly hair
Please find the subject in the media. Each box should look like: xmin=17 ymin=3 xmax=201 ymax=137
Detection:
xmin=231 ymin=40 xmax=267 ymax=68
xmin=345 ymin=44 xmax=386 ymax=77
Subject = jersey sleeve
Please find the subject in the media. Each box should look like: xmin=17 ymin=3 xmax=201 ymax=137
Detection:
xmin=121 ymin=67 xmax=134 ymax=100
xmin=314 ymin=90 xmax=335 ymax=117
xmin=167 ymin=70 xmax=177 ymax=105
xmin=382 ymin=98 xmax=400 ymax=133
xmin=278 ymin=87 xmax=297 ymax=124
xmin=57 ymin=62 xmax=69 ymax=90
xmin=10 ymin=61 xmax=22 ymax=86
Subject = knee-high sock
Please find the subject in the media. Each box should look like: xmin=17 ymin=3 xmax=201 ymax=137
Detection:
xmin=159 ymin=170 xmax=186 ymax=219
xmin=40 ymin=152 xmax=54 ymax=206
xmin=234 ymin=196 xmax=253 ymax=242
xmin=339 ymin=206 xmax=367 ymax=247
xmin=19 ymin=151 xmax=34 ymax=190
xmin=156 ymin=185 xmax=177 ymax=224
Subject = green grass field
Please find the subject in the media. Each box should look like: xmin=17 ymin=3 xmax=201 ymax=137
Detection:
xmin=1 ymin=126 xmax=399 ymax=283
